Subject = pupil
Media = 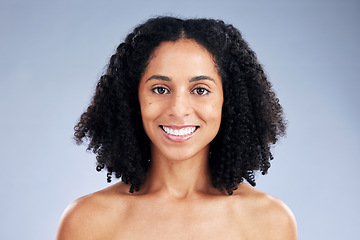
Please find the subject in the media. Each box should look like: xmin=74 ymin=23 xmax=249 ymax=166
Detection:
xmin=159 ymin=87 xmax=165 ymax=94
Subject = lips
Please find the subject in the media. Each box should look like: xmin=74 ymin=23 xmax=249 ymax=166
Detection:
xmin=160 ymin=125 xmax=198 ymax=142
xmin=161 ymin=126 xmax=196 ymax=136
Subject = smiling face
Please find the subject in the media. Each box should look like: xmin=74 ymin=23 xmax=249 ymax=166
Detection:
xmin=138 ymin=39 xmax=223 ymax=162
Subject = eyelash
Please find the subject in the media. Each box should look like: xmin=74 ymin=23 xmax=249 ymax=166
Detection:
xmin=151 ymin=86 xmax=170 ymax=95
xmin=192 ymin=87 xmax=210 ymax=95
xmin=151 ymin=86 xmax=211 ymax=96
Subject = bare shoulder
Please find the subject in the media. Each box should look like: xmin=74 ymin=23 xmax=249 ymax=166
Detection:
xmin=56 ymin=182 xmax=131 ymax=240
xmin=231 ymin=183 xmax=297 ymax=240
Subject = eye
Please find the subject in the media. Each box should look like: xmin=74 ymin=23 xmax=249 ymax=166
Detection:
xmin=152 ymin=86 xmax=169 ymax=94
xmin=192 ymin=87 xmax=209 ymax=96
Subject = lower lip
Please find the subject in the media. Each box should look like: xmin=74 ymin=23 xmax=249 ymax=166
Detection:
xmin=161 ymin=127 xmax=197 ymax=142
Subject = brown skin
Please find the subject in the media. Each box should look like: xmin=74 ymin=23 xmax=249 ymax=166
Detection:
xmin=57 ymin=40 xmax=297 ymax=239
xmin=57 ymin=182 xmax=297 ymax=240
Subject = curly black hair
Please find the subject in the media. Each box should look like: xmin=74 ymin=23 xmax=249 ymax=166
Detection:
xmin=74 ymin=16 xmax=286 ymax=195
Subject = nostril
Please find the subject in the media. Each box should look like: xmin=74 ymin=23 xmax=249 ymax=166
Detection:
xmin=167 ymin=93 xmax=193 ymax=117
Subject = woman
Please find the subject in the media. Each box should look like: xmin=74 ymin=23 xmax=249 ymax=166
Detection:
xmin=57 ymin=16 xmax=297 ymax=239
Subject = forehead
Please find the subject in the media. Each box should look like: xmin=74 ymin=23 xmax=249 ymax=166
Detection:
xmin=151 ymin=39 xmax=214 ymax=60
xmin=152 ymin=39 xmax=211 ymax=55
xmin=143 ymin=39 xmax=219 ymax=78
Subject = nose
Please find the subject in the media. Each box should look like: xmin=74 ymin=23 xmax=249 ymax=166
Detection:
xmin=168 ymin=91 xmax=193 ymax=117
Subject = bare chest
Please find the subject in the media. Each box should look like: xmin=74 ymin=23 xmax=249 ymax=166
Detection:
xmin=111 ymin=200 xmax=245 ymax=240
xmin=116 ymin=209 xmax=239 ymax=239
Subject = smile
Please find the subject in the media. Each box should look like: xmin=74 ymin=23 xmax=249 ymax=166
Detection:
xmin=161 ymin=126 xmax=197 ymax=136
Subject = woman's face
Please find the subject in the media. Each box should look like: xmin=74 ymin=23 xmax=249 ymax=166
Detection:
xmin=138 ymin=39 xmax=223 ymax=161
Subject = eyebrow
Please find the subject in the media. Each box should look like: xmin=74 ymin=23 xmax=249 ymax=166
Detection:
xmin=189 ymin=75 xmax=215 ymax=82
xmin=145 ymin=75 xmax=171 ymax=82
xmin=145 ymin=75 xmax=215 ymax=83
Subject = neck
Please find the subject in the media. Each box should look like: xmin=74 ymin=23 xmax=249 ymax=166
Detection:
xmin=141 ymin=147 xmax=215 ymax=199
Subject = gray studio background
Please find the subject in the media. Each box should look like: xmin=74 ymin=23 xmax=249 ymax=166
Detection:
xmin=1 ymin=0 xmax=359 ymax=239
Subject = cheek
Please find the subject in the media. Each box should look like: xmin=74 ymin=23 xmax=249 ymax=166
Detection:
xmin=140 ymin=101 xmax=152 ymax=121
xmin=140 ymin=104 xmax=154 ymax=138
xmin=198 ymin=101 xmax=223 ymax=125
xmin=139 ymin=91 xmax=151 ymax=114
xmin=140 ymin=98 xmax=161 ymax=125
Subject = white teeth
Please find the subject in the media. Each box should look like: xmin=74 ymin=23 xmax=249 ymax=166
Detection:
xmin=162 ymin=126 xmax=196 ymax=136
